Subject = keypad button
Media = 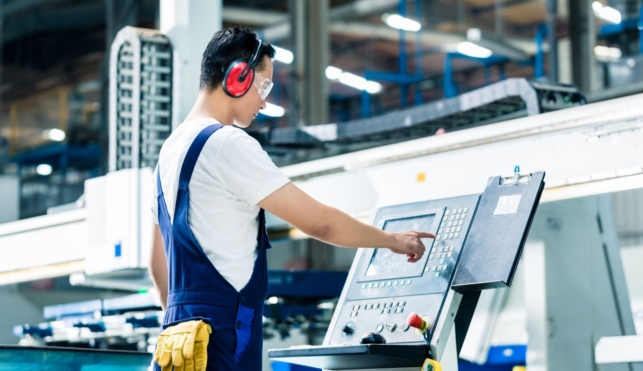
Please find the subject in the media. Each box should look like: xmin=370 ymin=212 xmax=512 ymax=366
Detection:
xmin=450 ymin=215 xmax=455 ymax=221
xmin=432 ymin=266 xmax=438 ymax=272
xmin=386 ymin=281 xmax=392 ymax=287
xmin=440 ymin=259 xmax=445 ymax=264
xmin=406 ymin=279 xmax=412 ymax=285
xmin=381 ymin=310 xmax=386 ymax=315
xmin=463 ymin=208 xmax=468 ymax=213
xmin=374 ymin=283 xmax=379 ymax=288
xmin=447 ymin=252 xmax=453 ymax=258
xmin=401 ymin=301 xmax=406 ymax=306
xmin=385 ymin=309 xmax=391 ymax=314
xmin=448 ymin=221 xmax=453 ymax=227
xmin=367 ymin=283 xmax=373 ymax=288
xmin=375 ymin=303 xmax=380 ymax=309
xmin=353 ymin=305 xmax=360 ymax=310
xmin=393 ymin=281 xmax=398 ymax=286
xmin=435 ymin=272 xmax=440 ymax=277
xmin=351 ymin=311 xmax=358 ymax=317
xmin=458 ymin=220 xmax=464 ymax=226
xmin=445 ymin=210 xmax=451 ymax=215
xmin=436 ymin=235 xmax=441 ymax=241
xmin=456 ymin=226 xmax=462 ymax=232
xmin=455 ymin=233 xmax=460 ymax=238
xmin=442 ymin=265 xmax=448 ymax=271
xmin=449 ymin=233 xmax=454 ymax=239
xmin=457 ymin=208 xmax=462 ymax=213
xmin=362 ymin=284 xmax=367 ymax=289
xmin=429 ymin=254 xmax=435 ymax=260
xmin=395 ymin=308 xmax=404 ymax=314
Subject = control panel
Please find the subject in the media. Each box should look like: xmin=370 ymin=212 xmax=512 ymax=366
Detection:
xmin=269 ymin=171 xmax=545 ymax=370
xmin=327 ymin=196 xmax=479 ymax=346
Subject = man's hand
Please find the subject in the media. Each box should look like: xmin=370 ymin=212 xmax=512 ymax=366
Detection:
xmin=389 ymin=231 xmax=436 ymax=262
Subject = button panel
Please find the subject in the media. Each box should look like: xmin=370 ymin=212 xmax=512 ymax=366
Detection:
xmin=361 ymin=279 xmax=413 ymax=290
xmin=335 ymin=197 xmax=479 ymax=346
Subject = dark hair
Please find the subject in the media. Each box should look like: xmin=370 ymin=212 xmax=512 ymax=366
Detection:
xmin=200 ymin=27 xmax=276 ymax=91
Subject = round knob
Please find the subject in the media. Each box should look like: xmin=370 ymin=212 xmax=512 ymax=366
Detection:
xmin=360 ymin=332 xmax=387 ymax=344
xmin=342 ymin=324 xmax=354 ymax=335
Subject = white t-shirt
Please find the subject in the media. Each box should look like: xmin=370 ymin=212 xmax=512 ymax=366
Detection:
xmin=151 ymin=118 xmax=290 ymax=291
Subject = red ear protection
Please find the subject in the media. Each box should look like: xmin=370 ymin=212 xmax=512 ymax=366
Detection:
xmin=222 ymin=38 xmax=263 ymax=98
xmin=223 ymin=61 xmax=255 ymax=97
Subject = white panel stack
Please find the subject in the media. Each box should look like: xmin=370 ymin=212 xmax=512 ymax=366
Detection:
xmin=109 ymin=27 xmax=173 ymax=172
xmin=84 ymin=168 xmax=153 ymax=277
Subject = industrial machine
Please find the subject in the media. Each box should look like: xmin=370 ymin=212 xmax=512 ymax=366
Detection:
xmin=269 ymin=169 xmax=545 ymax=370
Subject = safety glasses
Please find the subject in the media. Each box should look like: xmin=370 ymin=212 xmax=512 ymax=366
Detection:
xmin=253 ymin=72 xmax=274 ymax=100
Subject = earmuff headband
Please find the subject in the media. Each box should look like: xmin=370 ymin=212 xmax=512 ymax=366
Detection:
xmin=238 ymin=38 xmax=263 ymax=83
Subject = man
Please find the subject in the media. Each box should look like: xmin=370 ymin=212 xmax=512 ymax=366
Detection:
xmin=149 ymin=27 xmax=434 ymax=371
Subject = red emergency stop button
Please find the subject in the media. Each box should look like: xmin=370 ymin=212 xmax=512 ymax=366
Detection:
xmin=406 ymin=312 xmax=430 ymax=333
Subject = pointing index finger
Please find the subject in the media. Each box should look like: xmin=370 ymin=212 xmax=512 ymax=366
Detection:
xmin=416 ymin=231 xmax=436 ymax=239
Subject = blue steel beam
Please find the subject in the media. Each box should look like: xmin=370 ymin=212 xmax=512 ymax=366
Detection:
xmin=364 ymin=71 xmax=424 ymax=84
xmin=640 ymin=5 xmax=643 ymax=54
xmin=398 ymin=0 xmax=408 ymax=108
xmin=414 ymin=0 xmax=423 ymax=106
xmin=443 ymin=53 xmax=509 ymax=98
xmin=535 ymin=24 xmax=546 ymax=79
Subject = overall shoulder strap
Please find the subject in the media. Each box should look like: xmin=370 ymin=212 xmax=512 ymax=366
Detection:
xmin=156 ymin=165 xmax=163 ymax=195
xmin=178 ymin=124 xmax=224 ymax=190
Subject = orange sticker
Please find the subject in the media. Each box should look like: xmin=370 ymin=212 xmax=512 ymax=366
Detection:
xmin=417 ymin=172 xmax=426 ymax=183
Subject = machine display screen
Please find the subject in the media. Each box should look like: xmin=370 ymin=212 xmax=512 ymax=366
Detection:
xmin=365 ymin=215 xmax=436 ymax=277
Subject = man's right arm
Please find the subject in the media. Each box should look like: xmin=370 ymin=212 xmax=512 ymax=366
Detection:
xmin=149 ymin=224 xmax=169 ymax=310
xmin=258 ymin=183 xmax=434 ymax=262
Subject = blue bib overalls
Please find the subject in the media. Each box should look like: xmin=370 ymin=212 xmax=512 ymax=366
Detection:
xmin=155 ymin=124 xmax=270 ymax=370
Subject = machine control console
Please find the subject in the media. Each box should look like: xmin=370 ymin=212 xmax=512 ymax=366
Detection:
xmin=327 ymin=195 xmax=479 ymax=346
xmin=269 ymin=171 xmax=545 ymax=370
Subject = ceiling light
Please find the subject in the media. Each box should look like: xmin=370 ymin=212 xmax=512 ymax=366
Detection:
xmin=365 ymin=81 xmax=382 ymax=94
xmin=325 ymin=66 xmax=343 ymax=80
xmin=260 ymin=102 xmax=286 ymax=117
xmin=594 ymin=45 xmax=622 ymax=59
xmin=338 ymin=72 xmax=382 ymax=93
xmin=383 ymin=14 xmax=421 ymax=32
xmin=44 ymin=128 xmax=65 ymax=142
xmin=466 ymin=28 xmax=482 ymax=42
xmin=593 ymin=2 xmax=622 ymax=24
xmin=36 ymin=164 xmax=52 ymax=176
xmin=456 ymin=42 xmax=493 ymax=58
xmin=273 ymin=46 xmax=293 ymax=64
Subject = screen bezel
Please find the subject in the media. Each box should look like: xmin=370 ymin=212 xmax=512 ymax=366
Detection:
xmin=356 ymin=206 xmax=444 ymax=282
